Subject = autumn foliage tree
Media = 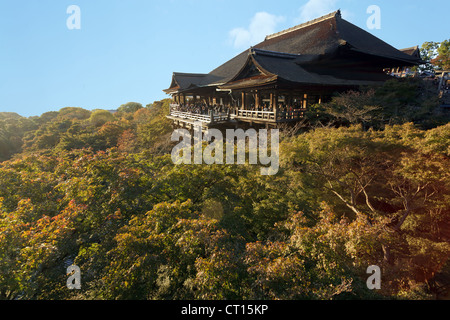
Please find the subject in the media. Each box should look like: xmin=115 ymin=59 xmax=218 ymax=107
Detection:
xmin=420 ymin=40 xmax=450 ymax=71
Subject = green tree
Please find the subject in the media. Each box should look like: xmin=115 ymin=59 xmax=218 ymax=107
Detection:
xmin=57 ymin=107 xmax=91 ymax=120
xmin=320 ymin=89 xmax=381 ymax=129
xmin=89 ymin=110 xmax=115 ymax=127
xmin=117 ymin=102 xmax=143 ymax=114
xmin=419 ymin=40 xmax=450 ymax=71
xmin=420 ymin=41 xmax=440 ymax=72
xmin=432 ymin=39 xmax=450 ymax=70
xmin=135 ymin=99 xmax=173 ymax=154
xmin=281 ymin=123 xmax=450 ymax=298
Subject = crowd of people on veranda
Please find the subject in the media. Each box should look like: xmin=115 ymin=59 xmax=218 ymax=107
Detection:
xmin=171 ymin=103 xmax=231 ymax=115
xmin=172 ymin=102 xmax=306 ymax=115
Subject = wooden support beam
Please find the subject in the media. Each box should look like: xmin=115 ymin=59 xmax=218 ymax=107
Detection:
xmin=255 ymin=91 xmax=260 ymax=108
xmin=273 ymin=94 xmax=278 ymax=112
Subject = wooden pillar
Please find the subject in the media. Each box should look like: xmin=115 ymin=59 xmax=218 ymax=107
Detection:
xmin=255 ymin=91 xmax=260 ymax=108
xmin=241 ymin=92 xmax=246 ymax=110
xmin=274 ymin=94 xmax=278 ymax=121
xmin=273 ymin=93 xmax=278 ymax=112
xmin=303 ymin=94 xmax=308 ymax=109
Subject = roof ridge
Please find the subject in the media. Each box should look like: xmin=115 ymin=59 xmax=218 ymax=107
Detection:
xmin=250 ymin=48 xmax=301 ymax=59
xmin=265 ymin=10 xmax=341 ymax=41
xmin=173 ymin=72 xmax=208 ymax=77
xmin=400 ymin=45 xmax=419 ymax=51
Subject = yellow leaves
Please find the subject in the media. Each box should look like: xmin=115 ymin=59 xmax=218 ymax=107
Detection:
xmin=106 ymin=209 xmax=122 ymax=221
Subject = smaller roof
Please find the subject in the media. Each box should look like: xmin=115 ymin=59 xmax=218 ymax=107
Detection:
xmin=163 ymin=73 xmax=208 ymax=94
xmin=400 ymin=46 xmax=422 ymax=61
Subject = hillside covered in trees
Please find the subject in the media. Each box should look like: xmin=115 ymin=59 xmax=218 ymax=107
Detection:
xmin=0 ymin=78 xmax=449 ymax=300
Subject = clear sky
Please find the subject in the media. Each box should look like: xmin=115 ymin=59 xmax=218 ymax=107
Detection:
xmin=1 ymin=0 xmax=449 ymax=117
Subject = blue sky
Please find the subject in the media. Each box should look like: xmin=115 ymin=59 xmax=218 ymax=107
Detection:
xmin=0 ymin=0 xmax=449 ymax=117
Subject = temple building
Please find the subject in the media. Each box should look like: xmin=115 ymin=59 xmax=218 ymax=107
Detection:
xmin=164 ymin=10 xmax=423 ymax=129
xmin=385 ymin=46 xmax=422 ymax=78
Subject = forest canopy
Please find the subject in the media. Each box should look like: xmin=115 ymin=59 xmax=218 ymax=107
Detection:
xmin=0 ymin=78 xmax=449 ymax=300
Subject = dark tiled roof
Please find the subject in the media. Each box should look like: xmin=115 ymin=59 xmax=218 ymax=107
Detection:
xmin=335 ymin=18 xmax=420 ymax=63
xmin=165 ymin=10 xmax=421 ymax=93
xmin=219 ymin=48 xmax=388 ymax=89
xmin=163 ymin=73 xmax=208 ymax=93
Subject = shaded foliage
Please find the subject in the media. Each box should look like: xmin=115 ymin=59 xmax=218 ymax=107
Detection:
xmin=310 ymin=78 xmax=446 ymax=130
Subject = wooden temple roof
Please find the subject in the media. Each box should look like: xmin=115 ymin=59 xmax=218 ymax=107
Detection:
xmin=219 ymin=48 xmax=392 ymax=90
xmin=164 ymin=10 xmax=423 ymax=94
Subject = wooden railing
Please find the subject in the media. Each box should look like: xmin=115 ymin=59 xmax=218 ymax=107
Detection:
xmin=235 ymin=110 xmax=276 ymax=121
xmin=169 ymin=105 xmax=230 ymax=124
xmin=233 ymin=109 xmax=305 ymax=121
xmin=169 ymin=104 xmax=305 ymax=123
xmin=170 ymin=111 xmax=211 ymax=123
xmin=277 ymin=110 xmax=305 ymax=120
